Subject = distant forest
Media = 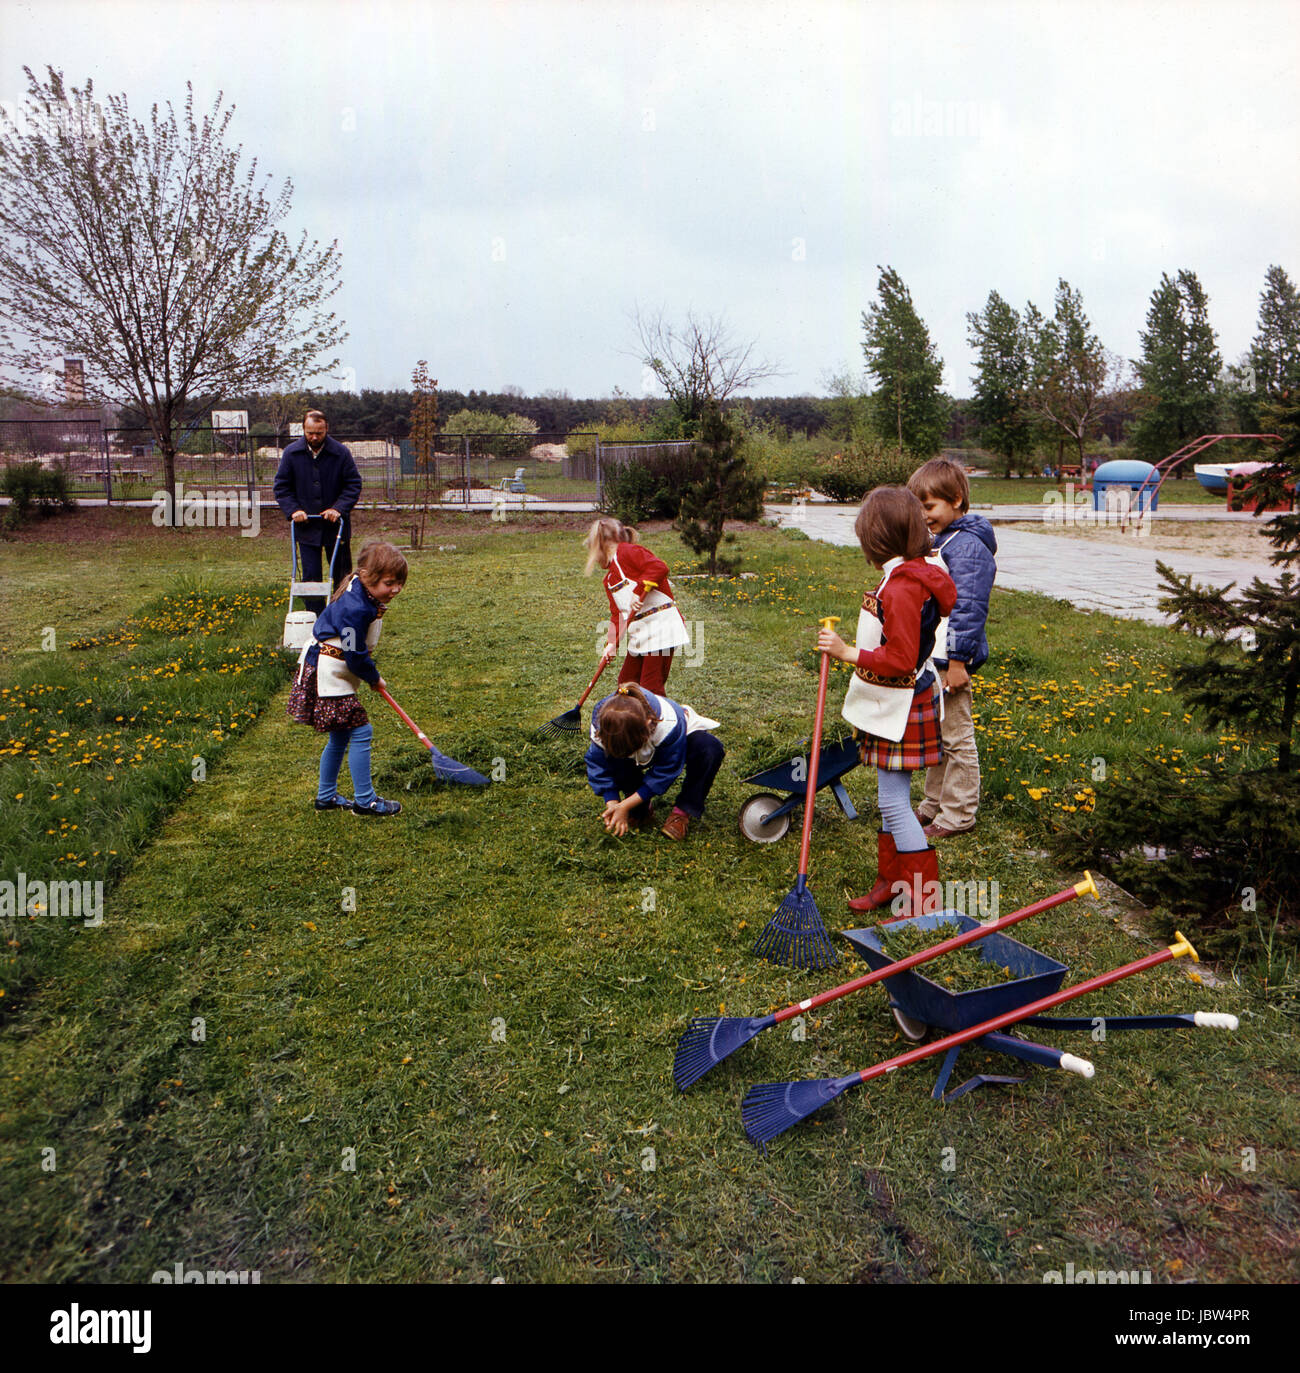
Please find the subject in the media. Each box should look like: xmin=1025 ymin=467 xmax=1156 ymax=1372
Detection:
xmin=111 ymin=387 xmax=1006 ymax=444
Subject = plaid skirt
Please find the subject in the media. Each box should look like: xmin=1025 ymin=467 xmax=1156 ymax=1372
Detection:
xmin=858 ymin=688 xmax=943 ymax=771
xmin=286 ymin=649 xmax=370 ymax=733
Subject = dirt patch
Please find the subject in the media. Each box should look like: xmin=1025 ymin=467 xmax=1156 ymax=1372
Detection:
xmin=1002 ymin=521 xmax=1278 ymax=562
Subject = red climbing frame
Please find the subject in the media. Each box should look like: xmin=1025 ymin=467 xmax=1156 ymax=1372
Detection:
xmin=1135 ymin=433 xmax=1283 ymax=509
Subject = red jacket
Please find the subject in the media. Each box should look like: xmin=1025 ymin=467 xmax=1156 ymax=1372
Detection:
xmin=603 ymin=542 xmax=674 ymax=620
xmin=856 ymin=558 xmax=957 ymax=680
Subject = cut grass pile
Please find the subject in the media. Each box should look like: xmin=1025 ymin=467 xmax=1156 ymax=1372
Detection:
xmin=0 ymin=513 xmax=1294 ymax=1284
xmin=878 ymin=921 xmax=1021 ymax=992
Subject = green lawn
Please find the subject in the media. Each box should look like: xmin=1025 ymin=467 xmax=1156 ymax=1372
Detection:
xmin=0 ymin=509 xmax=1294 ymax=1283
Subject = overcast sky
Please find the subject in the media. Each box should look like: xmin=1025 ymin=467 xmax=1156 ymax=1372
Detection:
xmin=2 ymin=0 xmax=1297 ymax=400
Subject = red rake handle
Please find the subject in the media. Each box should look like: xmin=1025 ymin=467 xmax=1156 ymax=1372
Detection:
xmin=855 ymin=931 xmax=1199 ymax=1085
xmin=795 ymin=616 xmax=840 ymax=879
xmin=573 ymin=653 xmax=612 ymax=711
xmin=771 ymin=872 xmax=1099 ymax=1026
xmin=377 ymin=685 xmax=434 ymax=751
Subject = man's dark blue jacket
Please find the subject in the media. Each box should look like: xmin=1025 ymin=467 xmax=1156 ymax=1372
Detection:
xmin=273 ymin=436 xmax=362 ymax=547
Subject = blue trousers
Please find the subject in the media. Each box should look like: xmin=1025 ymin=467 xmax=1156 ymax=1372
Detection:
xmin=318 ymin=722 xmax=375 ymax=806
xmin=589 ymin=732 xmax=725 ymax=818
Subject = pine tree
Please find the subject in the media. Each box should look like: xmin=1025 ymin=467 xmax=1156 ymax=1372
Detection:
xmin=674 ymin=404 xmax=763 ymax=575
xmin=861 ymin=266 xmax=948 ymax=455
xmin=1131 ymin=270 xmax=1222 ymax=465
xmin=1250 ymin=264 xmax=1300 ymax=400
xmin=966 ymin=290 xmax=1035 ymax=475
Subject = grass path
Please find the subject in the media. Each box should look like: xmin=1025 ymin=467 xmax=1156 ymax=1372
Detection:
xmin=0 ymin=516 xmax=1295 ymax=1282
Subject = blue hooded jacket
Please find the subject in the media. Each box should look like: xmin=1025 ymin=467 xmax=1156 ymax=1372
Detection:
xmin=932 ymin=513 xmax=997 ymax=673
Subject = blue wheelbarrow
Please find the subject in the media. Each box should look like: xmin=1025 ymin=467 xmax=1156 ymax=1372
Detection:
xmin=738 ymin=734 xmax=862 ymax=842
xmin=845 ymin=913 xmax=1238 ymax=1103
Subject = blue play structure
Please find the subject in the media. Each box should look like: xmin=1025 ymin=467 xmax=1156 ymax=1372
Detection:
xmin=1092 ymin=459 xmax=1159 ymax=512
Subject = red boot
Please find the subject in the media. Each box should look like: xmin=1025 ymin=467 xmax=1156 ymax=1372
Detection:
xmin=879 ymin=845 xmax=941 ymax=924
xmin=847 ymin=832 xmax=898 ymax=913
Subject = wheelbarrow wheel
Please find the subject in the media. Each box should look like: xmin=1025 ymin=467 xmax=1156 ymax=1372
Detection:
xmin=738 ymin=793 xmax=792 ymax=843
xmin=890 ymin=1003 xmax=929 ymax=1042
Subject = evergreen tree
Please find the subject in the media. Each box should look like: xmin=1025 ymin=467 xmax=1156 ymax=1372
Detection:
xmin=966 ymin=289 xmax=1035 ymax=475
xmin=1250 ymin=264 xmax=1300 ymax=401
xmin=674 ymin=403 xmax=763 ymax=575
xmin=1022 ymin=281 xmax=1116 ymax=467
xmin=861 ymin=266 xmax=948 ymax=455
xmin=1130 ymin=270 xmax=1222 ymax=465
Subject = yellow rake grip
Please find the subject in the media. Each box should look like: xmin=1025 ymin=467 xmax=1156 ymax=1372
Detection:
xmin=1074 ymin=871 xmax=1099 ymax=899
xmin=818 ymin=616 xmax=841 ymax=631
xmin=1169 ymin=930 xmax=1200 ymax=962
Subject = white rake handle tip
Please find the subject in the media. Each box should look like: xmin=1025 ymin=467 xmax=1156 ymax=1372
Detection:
xmin=1193 ymin=1012 xmax=1239 ymax=1030
xmin=1059 ymin=1053 xmax=1095 ymax=1078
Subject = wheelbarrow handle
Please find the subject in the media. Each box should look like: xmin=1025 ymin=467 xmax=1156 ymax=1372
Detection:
xmin=770 ymin=873 xmax=1099 ymax=1026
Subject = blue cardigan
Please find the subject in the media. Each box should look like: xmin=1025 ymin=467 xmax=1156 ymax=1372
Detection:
xmin=273 ymin=436 xmax=362 ymax=547
xmin=586 ymin=691 xmax=689 ymax=805
xmin=310 ymin=576 xmax=382 ymax=686
xmin=933 ymin=514 xmax=997 ymax=672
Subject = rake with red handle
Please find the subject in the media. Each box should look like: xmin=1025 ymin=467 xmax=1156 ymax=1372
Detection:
xmin=751 ymin=616 xmax=841 ymax=970
xmin=674 ymin=872 xmax=1099 ymax=1088
xmin=743 ymin=929 xmax=1206 ymax=1146
xmin=539 ymin=591 xmax=649 ymax=736
xmin=377 ymin=684 xmax=490 ymax=786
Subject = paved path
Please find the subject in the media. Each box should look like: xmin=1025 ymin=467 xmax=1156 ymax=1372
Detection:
xmin=767 ymin=505 xmax=1281 ymax=625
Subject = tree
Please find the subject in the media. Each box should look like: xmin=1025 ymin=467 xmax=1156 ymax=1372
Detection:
xmin=0 ymin=68 xmax=344 ymax=520
xmin=1250 ymin=264 xmax=1300 ymax=401
xmin=819 ymin=366 xmax=872 ymax=442
xmin=1130 ymin=270 xmax=1222 ymax=466
xmin=860 ymin=267 xmax=948 ymax=455
xmin=632 ymin=307 xmax=783 ymax=438
xmin=674 ymin=403 xmax=764 ymax=575
xmin=408 ymin=362 xmax=438 ymax=551
xmin=1022 ymin=281 xmax=1118 ymax=467
xmin=965 ymin=290 xmax=1035 ymax=475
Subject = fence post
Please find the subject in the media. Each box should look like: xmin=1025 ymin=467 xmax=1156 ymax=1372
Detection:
xmin=596 ymin=440 xmax=603 ymax=505
xmin=463 ymin=433 xmax=471 ymax=505
xmin=102 ymin=424 xmax=112 ymax=503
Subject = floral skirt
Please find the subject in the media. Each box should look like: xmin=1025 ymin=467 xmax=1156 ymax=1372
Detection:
xmin=286 ymin=650 xmax=370 ymax=733
xmin=858 ymin=688 xmax=943 ymax=771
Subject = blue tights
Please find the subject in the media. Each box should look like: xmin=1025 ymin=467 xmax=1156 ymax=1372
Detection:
xmin=877 ymin=767 xmax=926 ymax=853
xmin=318 ymin=723 xmax=375 ymax=807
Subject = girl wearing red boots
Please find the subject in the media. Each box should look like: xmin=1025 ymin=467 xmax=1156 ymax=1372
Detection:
xmin=816 ymin=488 xmax=957 ymax=920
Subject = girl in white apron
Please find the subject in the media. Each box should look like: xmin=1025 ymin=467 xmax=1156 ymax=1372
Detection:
xmin=816 ymin=489 xmax=956 ymax=918
xmin=584 ymin=517 xmax=690 ymax=694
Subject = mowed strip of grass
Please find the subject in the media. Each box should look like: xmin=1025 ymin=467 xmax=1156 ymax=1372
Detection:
xmin=0 ymin=520 xmax=1295 ymax=1283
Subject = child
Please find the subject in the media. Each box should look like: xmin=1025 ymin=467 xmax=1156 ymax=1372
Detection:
xmin=585 ymin=683 xmax=723 ymax=841
xmin=286 ymin=539 xmax=408 ymax=818
xmin=816 ymin=487 xmax=956 ymax=917
xmin=584 ymin=517 xmax=690 ymax=694
xmin=906 ymin=458 xmax=997 ymax=838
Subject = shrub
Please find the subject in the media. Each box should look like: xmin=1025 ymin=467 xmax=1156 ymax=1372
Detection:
xmin=1 ymin=461 xmax=75 ymax=525
xmin=812 ymin=439 xmax=923 ymax=502
xmin=599 ymin=445 xmax=709 ymax=524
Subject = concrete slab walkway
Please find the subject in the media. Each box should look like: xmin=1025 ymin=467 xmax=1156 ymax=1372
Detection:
xmin=767 ymin=504 xmax=1281 ymax=625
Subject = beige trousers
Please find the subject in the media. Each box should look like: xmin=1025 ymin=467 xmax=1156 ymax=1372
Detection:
xmin=921 ymin=682 xmax=980 ymax=829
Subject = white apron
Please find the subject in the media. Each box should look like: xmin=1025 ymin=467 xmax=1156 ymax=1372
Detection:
xmin=840 ymin=555 xmax=948 ymax=742
xmin=607 ymin=552 xmax=691 ymax=656
xmin=295 ymin=616 xmax=383 ymax=697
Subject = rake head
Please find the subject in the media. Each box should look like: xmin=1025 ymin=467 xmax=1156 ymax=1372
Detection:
xmin=751 ymin=883 xmax=840 ymax=970
xmin=537 ymin=707 xmax=581 ymax=737
xmin=741 ymin=1073 xmax=860 ymax=1148
xmin=673 ymin=1014 xmax=777 ymax=1090
xmin=427 ymin=746 xmax=491 ymax=786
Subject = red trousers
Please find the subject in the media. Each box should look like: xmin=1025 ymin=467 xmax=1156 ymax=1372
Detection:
xmin=617 ymin=650 xmax=674 ymax=695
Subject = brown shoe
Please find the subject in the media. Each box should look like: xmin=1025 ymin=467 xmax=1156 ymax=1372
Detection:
xmin=923 ymin=820 xmax=975 ymax=839
xmin=914 ymin=808 xmax=937 ymax=827
xmin=661 ymin=810 xmax=690 ymax=841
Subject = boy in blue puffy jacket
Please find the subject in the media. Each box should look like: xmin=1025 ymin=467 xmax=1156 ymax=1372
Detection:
xmin=907 ymin=459 xmax=997 ymax=837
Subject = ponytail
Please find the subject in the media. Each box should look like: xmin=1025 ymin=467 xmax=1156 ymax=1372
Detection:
xmin=594 ymin=683 xmax=660 ymax=757
xmin=584 ymin=516 xmax=638 ymax=575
